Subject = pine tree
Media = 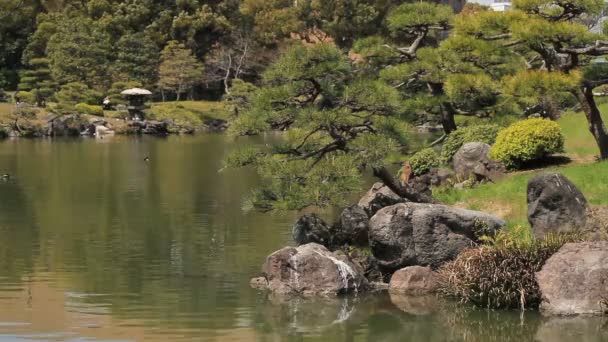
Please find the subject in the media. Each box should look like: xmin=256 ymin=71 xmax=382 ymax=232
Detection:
xmin=157 ymin=41 xmax=204 ymax=101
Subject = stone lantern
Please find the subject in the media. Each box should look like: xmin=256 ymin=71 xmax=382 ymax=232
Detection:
xmin=120 ymin=88 xmax=152 ymax=120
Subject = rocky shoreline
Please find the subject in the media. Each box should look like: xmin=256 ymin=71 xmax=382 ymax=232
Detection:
xmin=251 ymin=157 xmax=608 ymax=316
xmin=0 ymin=113 xmax=228 ymax=138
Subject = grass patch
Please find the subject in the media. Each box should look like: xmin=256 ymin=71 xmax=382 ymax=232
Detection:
xmin=559 ymin=105 xmax=608 ymax=158
xmin=435 ymin=161 xmax=608 ymax=227
xmin=149 ymin=101 xmax=229 ymax=122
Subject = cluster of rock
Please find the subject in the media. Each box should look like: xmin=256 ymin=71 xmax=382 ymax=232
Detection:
xmin=528 ymin=172 xmax=608 ymax=316
xmin=252 ymin=168 xmax=608 ymax=317
xmin=251 ymin=182 xmax=505 ymax=297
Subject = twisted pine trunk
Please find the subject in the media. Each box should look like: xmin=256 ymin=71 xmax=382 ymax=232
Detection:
xmin=575 ymin=86 xmax=608 ymax=160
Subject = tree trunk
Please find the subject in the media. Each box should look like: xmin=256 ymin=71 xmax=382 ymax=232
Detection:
xmin=176 ymin=91 xmax=181 ymax=101
xmin=575 ymin=86 xmax=608 ymax=160
xmin=428 ymin=82 xmax=457 ymax=134
xmin=161 ymin=89 xmax=165 ymax=102
xmin=372 ymin=166 xmax=435 ymax=204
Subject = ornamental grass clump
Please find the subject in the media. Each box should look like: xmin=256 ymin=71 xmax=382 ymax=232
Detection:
xmin=440 ymin=124 xmax=501 ymax=164
xmin=438 ymin=226 xmax=582 ymax=310
xmin=409 ymin=148 xmax=440 ymax=176
xmin=489 ymin=118 xmax=564 ymax=169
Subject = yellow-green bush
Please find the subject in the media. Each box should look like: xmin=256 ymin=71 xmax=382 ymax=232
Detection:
xmin=75 ymin=103 xmax=104 ymax=116
xmin=409 ymin=148 xmax=440 ymax=176
xmin=490 ymin=118 xmax=564 ymax=169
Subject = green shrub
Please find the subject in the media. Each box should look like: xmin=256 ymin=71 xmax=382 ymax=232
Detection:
xmin=490 ymin=118 xmax=564 ymax=169
xmin=440 ymin=124 xmax=500 ymax=163
xmin=75 ymin=103 xmax=104 ymax=116
xmin=438 ymin=226 xmax=582 ymax=310
xmin=409 ymin=148 xmax=440 ymax=176
xmin=15 ymin=90 xmax=37 ymax=105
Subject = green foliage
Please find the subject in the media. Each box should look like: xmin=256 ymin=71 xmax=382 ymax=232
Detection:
xmin=157 ymin=41 xmax=204 ymax=100
xmin=15 ymin=91 xmax=37 ymax=105
xmin=490 ymin=118 xmax=564 ymax=169
xmin=227 ymin=43 xmax=406 ymax=210
xmin=438 ymin=226 xmax=582 ymax=310
xmin=440 ymin=124 xmax=501 ymax=163
xmin=111 ymin=32 xmax=160 ymax=87
xmin=17 ymin=58 xmax=57 ymax=105
xmin=46 ymin=17 xmax=112 ymax=89
xmin=54 ymin=82 xmax=102 ymax=113
xmin=387 ymin=2 xmax=453 ymax=33
xmin=409 ymin=148 xmax=440 ymax=176
xmin=75 ymin=103 xmax=104 ymax=116
xmin=502 ymin=70 xmax=580 ymax=118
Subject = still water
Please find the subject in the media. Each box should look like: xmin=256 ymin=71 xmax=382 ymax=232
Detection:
xmin=0 ymin=135 xmax=606 ymax=342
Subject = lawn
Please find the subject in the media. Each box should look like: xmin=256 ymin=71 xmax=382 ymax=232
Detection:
xmin=436 ymin=106 xmax=608 ymax=229
xmin=558 ymin=104 xmax=608 ymax=159
xmin=149 ymin=101 xmax=230 ymax=122
xmin=0 ymin=103 xmax=13 ymax=117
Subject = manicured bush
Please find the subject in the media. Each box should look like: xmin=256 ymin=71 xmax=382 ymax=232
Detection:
xmin=409 ymin=148 xmax=440 ymax=176
xmin=440 ymin=124 xmax=500 ymax=163
xmin=438 ymin=227 xmax=581 ymax=310
xmin=75 ymin=103 xmax=104 ymax=116
xmin=15 ymin=90 xmax=36 ymax=105
xmin=489 ymin=118 xmax=564 ymax=169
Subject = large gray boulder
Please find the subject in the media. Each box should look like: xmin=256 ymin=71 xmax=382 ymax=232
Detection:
xmin=536 ymin=241 xmax=608 ymax=316
xmin=292 ymin=214 xmax=332 ymax=246
xmin=332 ymin=205 xmax=369 ymax=246
xmin=453 ymin=142 xmax=505 ymax=182
xmin=253 ymin=243 xmax=368 ymax=296
xmin=358 ymin=183 xmax=404 ymax=217
xmin=389 ymin=266 xmax=439 ymax=295
xmin=527 ymin=173 xmax=588 ymax=239
xmin=369 ymin=203 xmax=504 ymax=271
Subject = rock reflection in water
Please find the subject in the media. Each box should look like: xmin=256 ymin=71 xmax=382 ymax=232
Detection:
xmin=254 ymin=291 xmax=608 ymax=341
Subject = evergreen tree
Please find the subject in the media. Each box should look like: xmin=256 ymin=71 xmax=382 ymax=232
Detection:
xmin=17 ymin=58 xmax=57 ymax=106
xmin=157 ymin=41 xmax=204 ymax=101
xmin=226 ymin=43 xmax=431 ymax=211
xmin=46 ymin=17 xmax=112 ymax=90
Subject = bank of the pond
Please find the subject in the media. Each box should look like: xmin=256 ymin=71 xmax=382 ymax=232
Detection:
xmin=0 ymin=100 xmax=230 ymax=137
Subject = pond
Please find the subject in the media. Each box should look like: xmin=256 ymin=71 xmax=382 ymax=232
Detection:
xmin=0 ymin=135 xmax=605 ymax=341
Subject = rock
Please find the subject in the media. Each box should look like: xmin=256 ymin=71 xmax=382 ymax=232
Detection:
xmin=128 ymin=120 xmax=170 ymax=135
xmin=527 ymin=173 xmax=588 ymax=239
xmin=389 ymin=293 xmax=442 ymax=316
xmin=292 ymin=214 xmax=332 ymax=246
xmin=341 ymin=246 xmax=383 ymax=282
xmin=358 ymin=183 xmax=404 ymax=217
xmin=429 ymin=168 xmax=455 ymax=187
xmin=332 ymin=205 xmax=369 ymax=246
xmin=258 ymin=243 xmax=368 ymax=296
xmin=250 ymin=277 xmax=268 ymax=290
xmin=369 ymin=203 xmax=504 ymax=271
xmin=203 ymin=118 xmax=228 ymax=132
xmin=536 ymin=241 xmax=608 ymax=316
xmin=453 ymin=142 xmax=505 ymax=182
xmin=95 ymin=125 xmax=115 ymax=137
xmin=389 ymin=266 xmax=439 ymax=295
xmin=586 ymin=206 xmax=608 ymax=240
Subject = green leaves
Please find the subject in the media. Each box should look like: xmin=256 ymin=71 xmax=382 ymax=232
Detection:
xmin=387 ymin=2 xmax=453 ymax=33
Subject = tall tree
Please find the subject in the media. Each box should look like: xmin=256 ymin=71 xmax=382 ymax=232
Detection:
xmin=111 ymin=32 xmax=160 ymax=87
xmin=46 ymin=17 xmax=112 ymax=90
xmin=157 ymin=40 xmax=204 ymax=101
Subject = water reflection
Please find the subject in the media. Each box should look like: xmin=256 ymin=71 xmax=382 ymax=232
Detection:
xmin=0 ymin=136 xmax=605 ymax=341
